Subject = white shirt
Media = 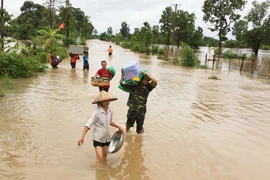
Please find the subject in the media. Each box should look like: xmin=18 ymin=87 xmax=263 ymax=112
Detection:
xmin=85 ymin=106 xmax=112 ymax=143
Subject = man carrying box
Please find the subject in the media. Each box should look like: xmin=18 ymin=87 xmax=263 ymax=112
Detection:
xmin=119 ymin=68 xmax=157 ymax=134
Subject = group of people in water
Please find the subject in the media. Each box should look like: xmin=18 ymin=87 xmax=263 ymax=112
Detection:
xmin=50 ymin=44 xmax=157 ymax=168
xmin=49 ymin=45 xmax=113 ymax=69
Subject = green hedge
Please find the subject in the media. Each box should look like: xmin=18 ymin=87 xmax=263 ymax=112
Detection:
xmin=0 ymin=53 xmax=47 ymax=78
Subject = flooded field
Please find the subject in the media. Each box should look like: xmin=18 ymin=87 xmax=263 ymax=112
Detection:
xmin=0 ymin=40 xmax=270 ymax=180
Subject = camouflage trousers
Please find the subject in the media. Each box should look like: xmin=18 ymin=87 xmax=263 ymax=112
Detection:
xmin=126 ymin=107 xmax=147 ymax=133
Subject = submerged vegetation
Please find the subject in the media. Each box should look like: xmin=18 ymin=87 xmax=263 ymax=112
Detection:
xmin=208 ymin=75 xmax=221 ymax=80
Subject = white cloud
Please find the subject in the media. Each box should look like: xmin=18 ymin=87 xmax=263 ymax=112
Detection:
xmin=4 ymin=0 xmax=268 ymax=39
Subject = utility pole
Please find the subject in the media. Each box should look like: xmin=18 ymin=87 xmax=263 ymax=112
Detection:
xmin=1 ymin=0 xmax=4 ymax=51
xmin=172 ymin=3 xmax=181 ymax=54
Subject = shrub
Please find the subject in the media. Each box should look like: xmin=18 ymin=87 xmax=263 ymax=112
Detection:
xmin=180 ymin=44 xmax=200 ymax=67
xmin=0 ymin=53 xmax=46 ymax=78
xmin=38 ymin=52 xmax=49 ymax=63
xmin=120 ymin=41 xmax=130 ymax=49
xmin=151 ymin=45 xmax=159 ymax=54
xmin=222 ymin=50 xmax=243 ymax=59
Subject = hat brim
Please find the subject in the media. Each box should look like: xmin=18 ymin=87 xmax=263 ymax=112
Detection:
xmin=92 ymin=97 xmax=118 ymax=104
xmin=92 ymin=90 xmax=118 ymax=104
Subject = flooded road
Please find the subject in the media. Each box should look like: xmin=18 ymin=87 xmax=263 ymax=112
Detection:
xmin=0 ymin=39 xmax=270 ymax=180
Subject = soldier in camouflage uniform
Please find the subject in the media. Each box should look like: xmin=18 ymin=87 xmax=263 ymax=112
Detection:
xmin=120 ymin=69 xmax=157 ymax=134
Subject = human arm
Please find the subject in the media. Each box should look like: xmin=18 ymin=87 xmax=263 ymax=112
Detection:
xmin=110 ymin=122 xmax=124 ymax=134
xmin=93 ymin=71 xmax=99 ymax=84
xmin=77 ymin=126 xmax=89 ymax=146
xmin=119 ymin=68 xmax=125 ymax=83
xmin=142 ymin=72 xmax=157 ymax=86
xmin=78 ymin=110 xmax=98 ymax=146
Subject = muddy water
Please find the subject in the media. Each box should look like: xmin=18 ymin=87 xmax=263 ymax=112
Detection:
xmin=0 ymin=40 xmax=270 ymax=180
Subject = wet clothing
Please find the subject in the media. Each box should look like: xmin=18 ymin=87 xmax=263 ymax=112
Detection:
xmin=84 ymin=106 xmax=113 ymax=143
xmin=83 ymin=55 xmax=89 ymax=70
xmin=126 ymin=106 xmax=147 ymax=133
xmin=93 ymin=140 xmax=110 ymax=147
xmin=108 ymin=47 xmax=113 ymax=56
xmin=70 ymin=54 xmax=79 ymax=69
xmin=49 ymin=54 xmax=61 ymax=68
xmin=96 ymin=68 xmax=110 ymax=89
xmin=99 ymin=86 xmax=109 ymax=92
xmin=125 ymin=83 xmax=156 ymax=109
xmin=121 ymin=82 xmax=156 ymax=132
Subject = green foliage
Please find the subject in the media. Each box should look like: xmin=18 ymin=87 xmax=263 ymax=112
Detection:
xmin=174 ymin=10 xmax=196 ymax=47
xmin=120 ymin=21 xmax=130 ymax=39
xmin=242 ymin=1 xmax=270 ymax=55
xmin=38 ymin=52 xmax=49 ymax=63
xmin=37 ymin=26 xmax=65 ymax=50
xmin=0 ymin=53 xmax=46 ymax=78
xmin=221 ymin=50 xmax=244 ymax=59
xmin=202 ymin=36 xmax=219 ymax=47
xmin=131 ymin=43 xmax=143 ymax=52
xmin=261 ymin=45 xmax=270 ymax=50
xmin=223 ymin=40 xmax=239 ymax=48
xmin=208 ymin=75 xmax=220 ymax=80
xmin=159 ymin=7 xmax=173 ymax=47
xmin=3 ymin=75 xmax=13 ymax=89
xmin=150 ymin=45 xmax=165 ymax=55
xmin=202 ymin=0 xmax=246 ymax=52
xmin=151 ymin=45 xmax=159 ymax=54
xmin=120 ymin=41 xmax=130 ymax=49
xmin=180 ymin=44 xmax=200 ymax=67
xmin=0 ymin=89 xmax=4 ymax=97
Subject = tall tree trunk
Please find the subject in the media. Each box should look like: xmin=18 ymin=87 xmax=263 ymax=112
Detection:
xmin=1 ymin=0 xmax=4 ymax=51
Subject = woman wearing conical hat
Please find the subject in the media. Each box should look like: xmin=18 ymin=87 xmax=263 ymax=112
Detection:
xmin=77 ymin=90 xmax=124 ymax=168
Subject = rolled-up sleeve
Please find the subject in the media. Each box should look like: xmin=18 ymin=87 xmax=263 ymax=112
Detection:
xmin=85 ymin=109 xmax=98 ymax=129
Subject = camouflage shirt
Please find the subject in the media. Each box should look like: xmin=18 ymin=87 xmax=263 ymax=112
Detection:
xmin=122 ymin=82 xmax=156 ymax=110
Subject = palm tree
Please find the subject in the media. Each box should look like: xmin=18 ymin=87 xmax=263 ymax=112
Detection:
xmin=37 ymin=26 xmax=65 ymax=50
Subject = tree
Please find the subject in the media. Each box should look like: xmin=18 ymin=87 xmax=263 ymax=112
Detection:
xmin=140 ymin=22 xmax=153 ymax=47
xmin=232 ymin=19 xmax=248 ymax=41
xmin=10 ymin=1 xmax=48 ymax=40
xmin=190 ymin=27 xmax=204 ymax=49
xmin=59 ymin=0 xmax=74 ymax=46
xmin=37 ymin=25 xmax=65 ymax=50
xmin=0 ymin=8 xmax=12 ymax=51
xmin=244 ymin=0 xmax=270 ymax=55
xmin=202 ymin=0 xmax=246 ymax=56
xmin=174 ymin=10 xmax=196 ymax=48
xmin=43 ymin=0 xmax=62 ymax=29
xmin=159 ymin=6 xmax=173 ymax=47
xmin=107 ymin=26 xmax=113 ymax=36
xmin=120 ymin=21 xmax=130 ymax=39
xmin=152 ymin=25 xmax=161 ymax=44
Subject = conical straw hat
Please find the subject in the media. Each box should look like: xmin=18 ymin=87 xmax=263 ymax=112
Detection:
xmin=92 ymin=90 xmax=118 ymax=104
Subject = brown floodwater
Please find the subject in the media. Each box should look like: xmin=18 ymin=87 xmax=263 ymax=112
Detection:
xmin=0 ymin=40 xmax=270 ymax=180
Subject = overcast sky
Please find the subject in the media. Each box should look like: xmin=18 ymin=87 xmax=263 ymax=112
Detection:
xmin=4 ymin=0 xmax=267 ymax=39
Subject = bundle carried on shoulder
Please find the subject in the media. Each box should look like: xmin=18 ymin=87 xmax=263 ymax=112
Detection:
xmin=123 ymin=60 xmax=141 ymax=80
xmin=118 ymin=70 xmax=147 ymax=93
xmin=107 ymin=66 xmax=116 ymax=80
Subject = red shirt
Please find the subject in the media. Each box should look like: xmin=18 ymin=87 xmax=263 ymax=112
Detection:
xmin=70 ymin=55 xmax=79 ymax=63
xmin=97 ymin=68 xmax=110 ymax=88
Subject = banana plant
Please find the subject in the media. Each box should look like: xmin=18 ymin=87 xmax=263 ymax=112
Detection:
xmin=37 ymin=26 xmax=66 ymax=50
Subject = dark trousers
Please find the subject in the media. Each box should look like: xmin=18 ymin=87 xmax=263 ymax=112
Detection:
xmin=99 ymin=86 xmax=109 ymax=92
xmin=51 ymin=63 xmax=58 ymax=68
xmin=126 ymin=107 xmax=146 ymax=133
xmin=83 ymin=64 xmax=89 ymax=70
xmin=70 ymin=62 xmax=76 ymax=69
